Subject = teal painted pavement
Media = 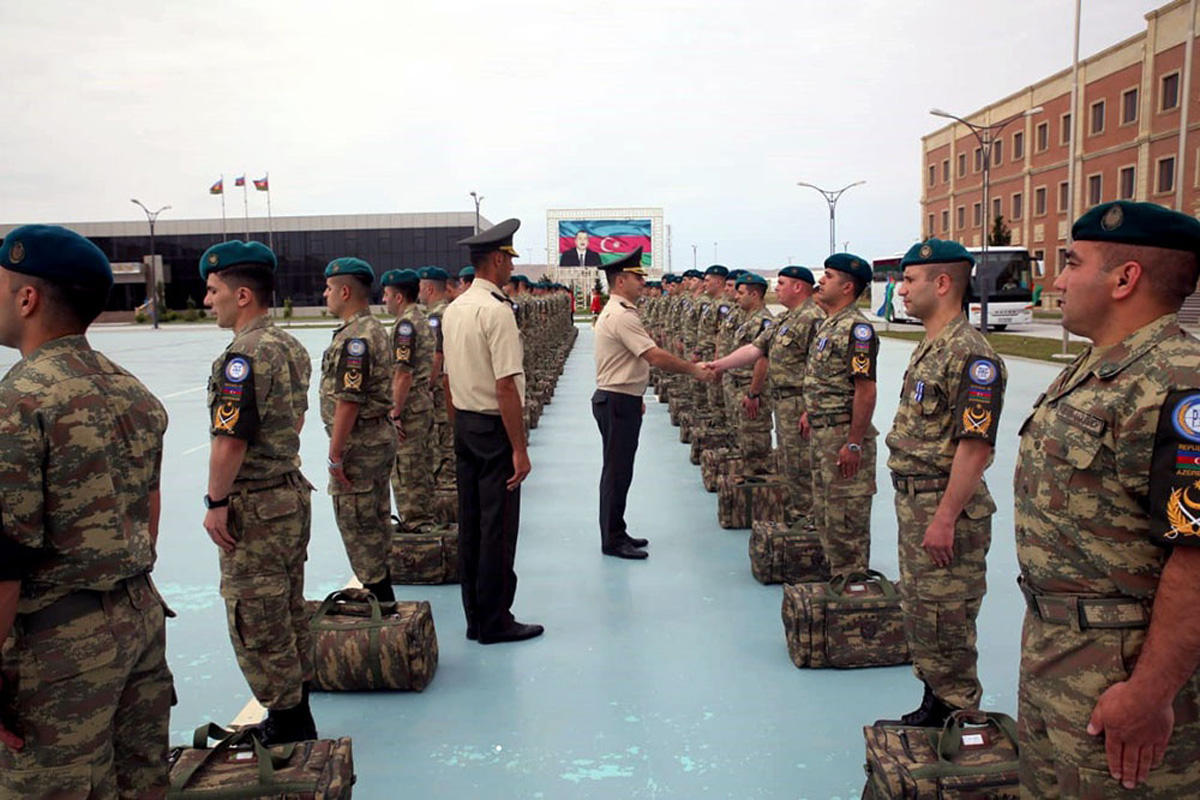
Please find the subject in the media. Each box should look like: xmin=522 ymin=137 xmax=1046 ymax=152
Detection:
xmin=0 ymin=323 xmax=1059 ymax=799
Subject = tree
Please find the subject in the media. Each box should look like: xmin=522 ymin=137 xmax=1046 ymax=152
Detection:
xmin=989 ymin=214 xmax=1012 ymax=246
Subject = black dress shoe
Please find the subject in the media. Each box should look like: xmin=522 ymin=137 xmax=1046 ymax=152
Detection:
xmin=602 ymin=542 xmax=649 ymax=560
xmin=624 ymin=535 xmax=649 ymax=548
xmin=478 ymin=622 xmax=544 ymax=644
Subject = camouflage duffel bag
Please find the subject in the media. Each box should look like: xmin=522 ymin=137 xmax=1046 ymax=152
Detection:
xmin=390 ymin=524 xmax=459 ymax=584
xmin=307 ymin=589 xmax=438 ymax=691
xmin=678 ymin=411 xmax=695 ymax=443
xmin=432 ymin=486 xmax=457 ymax=524
xmin=861 ymin=710 xmax=1019 ymax=799
xmin=717 ymin=474 xmax=787 ymax=529
xmin=168 ymin=723 xmax=355 ymax=799
xmin=668 ymin=397 xmax=682 ymax=426
xmin=749 ymin=477 xmax=788 ymax=525
xmin=701 ymin=448 xmax=743 ymax=493
xmin=689 ymin=429 xmax=733 ymax=466
xmin=749 ymin=521 xmax=830 ymax=585
xmin=781 ymin=571 xmax=910 ymax=668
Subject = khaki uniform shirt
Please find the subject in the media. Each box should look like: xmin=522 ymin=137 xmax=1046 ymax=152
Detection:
xmin=803 ymin=303 xmax=879 ymax=423
xmin=209 ymin=315 xmax=311 ymax=479
xmin=1014 ymin=314 xmax=1200 ymax=598
xmin=0 ymin=336 xmax=167 ymax=613
xmin=393 ymin=304 xmax=433 ymax=415
xmin=754 ymin=298 xmax=825 ymax=397
xmin=320 ymin=308 xmax=392 ymax=427
xmin=594 ymin=296 xmax=657 ymax=396
xmin=443 ymin=277 xmax=525 ymax=414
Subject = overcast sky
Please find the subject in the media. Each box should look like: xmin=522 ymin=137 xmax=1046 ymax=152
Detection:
xmin=0 ymin=0 xmax=1165 ymax=268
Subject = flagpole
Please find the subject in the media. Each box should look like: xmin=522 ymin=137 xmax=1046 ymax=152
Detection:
xmin=220 ymin=174 xmax=227 ymax=241
xmin=265 ymin=172 xmax=274 ymax=252
xmin=242 ymin=172 xmax=250 ymax=239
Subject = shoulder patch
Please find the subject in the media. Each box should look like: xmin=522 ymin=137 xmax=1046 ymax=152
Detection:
xmin=1172 ymin=392 xmax=1200 ymax=444
xmin=1152 ymin=391 xmax=1200 ymax=545
xmin=969 ymin=358 xmax=998 ymax=386
xmin=224 ymin=355 xmax=251 ymax=383
xmin=347 ymin=338 xmax=367 ymax=357
xmin=211 ymin=352 xmax=259 ymax=439
xmin=429 ymin=316 xmax=440 ymax=328
xmin=397 ymin=321 xmax=414 ymax=337
xmin=852 ymin=323 xmax=874 ymax=342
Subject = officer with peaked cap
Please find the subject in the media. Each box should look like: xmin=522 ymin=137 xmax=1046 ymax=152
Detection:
xmin=321 ymin=257 xmax=398 ymax=602
xmin=0 ymin=226 xmax=175 ymax=794
xmin=1014 ymin=201 xmax=1200 ymax=794
xmin=443 ymin=219 xmax=543 ymax=644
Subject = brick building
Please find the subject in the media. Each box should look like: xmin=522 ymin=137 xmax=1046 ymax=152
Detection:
xmin=921 ymin=0 xmax=1200 ymax=309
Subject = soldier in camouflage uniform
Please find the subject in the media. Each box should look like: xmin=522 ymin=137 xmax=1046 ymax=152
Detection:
xmin=726 ymin=272 xmax=775 ymax=473
xmin=382 ymin=269 xmax=436 ymax=533
xmin=801 ymin=253 xmax=879 ymax=577
xmin=200 ymin=239 xmax=318 ymax=744
xmin=1015 ymin=201 xmax=1200 ymax=796
xmin=877 ymin=239 xmax=1006 ymax=729
xmin=690 ymin=266 xmax=726 ymax=416
xmin=713 ymin=270 xmax=743 ymax=435
xmin=419 ymin=267 xmax=456 ymax=491
xmin=321 ymin=257 xmax=398 ymax=602
xmin=0 ymin=225 xmax=175 ymax=797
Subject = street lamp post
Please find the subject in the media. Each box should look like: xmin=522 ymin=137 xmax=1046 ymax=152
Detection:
xmin=130 ymin=199 xmax=170 ymax=330
xmin=713 ymin=242 xmax=718 ymax=262
xmin=929 ymin=106 xmax=1042 ymax=332
xmin=796 ymin=180 xmax=865 ymax=256
xmin=469 ymin=191 xmax=484 ymax=234
xmin=691 ymin=244 xmax=697 ymax=269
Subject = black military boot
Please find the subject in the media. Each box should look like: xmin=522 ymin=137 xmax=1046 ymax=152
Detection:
xmin=254 ymin=693 xmax=317 ymax=745
xmin=874 ymin=683 xmax=957 ymax=727
xmin=363 ymin=575 xmax=395 ymax=603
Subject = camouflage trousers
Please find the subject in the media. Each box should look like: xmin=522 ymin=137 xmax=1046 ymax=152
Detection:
xmin=222 ymin=474 xmax=315 ymax=709
xmin=431 ymin=408 xmax=456 ymax=491
xmin=706 ymin=379 xmax=728 ymax=431
xmin=390 ymin=403 xmax=435 ymax=532
xmin=773 ymin=393 xmax=813 ymax=523
xmin=0 ymin=574 xmax=174 ymax=799
xmin=810 ymin=422 xmax=876 ymax=577
xmin=1019 ymin=617 xmax=1200 ymax=798
xmin=895 ymin=489 xmax=991 ymax=709
xmin=329 ymin=418 xmax=398 ymax=587
xmin=691 ymin=366 xmax=711 ymax=413
xmin=725 ymin=380 xmax=773 ymax=474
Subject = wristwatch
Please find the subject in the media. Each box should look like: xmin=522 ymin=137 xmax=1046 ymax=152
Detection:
xmin=204 ymin=493 xmax=230 ymax=509
xmin=845 ymin=442 xmax=862 ymax=453
xmin=747 ymin=392 xmax=760 ymax=400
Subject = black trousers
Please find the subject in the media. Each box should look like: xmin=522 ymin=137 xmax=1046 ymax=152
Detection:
xmin=591 ymin=389 xmax=643 ymax=549
xmin=454 ymin=411 xmax=521 ymax=636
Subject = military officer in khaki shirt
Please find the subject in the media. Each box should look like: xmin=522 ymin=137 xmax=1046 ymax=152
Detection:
xmin=592 ymin=248 xmax=715 ymax=560
xmin=443 ymin=219 xmax=542 ymax=645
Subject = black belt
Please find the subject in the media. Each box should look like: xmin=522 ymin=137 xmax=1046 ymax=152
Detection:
xmin=809 ymin=412 xmax=852 ymax=429
xmin=1017 ymin=576 xmax=1149 ymax=630
xmin=21 ymin=574 xmax=151 ymax=635
xmin=890 ymin=473 xmax=949 ymax=495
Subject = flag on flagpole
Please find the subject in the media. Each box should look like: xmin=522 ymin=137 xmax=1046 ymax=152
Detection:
xmin=209 ymin=179 xmax=224 ymax=195
xmin=234 ymin=175 xmax=245 ymax=187
xmin=253 ymin=176 xmax=269 ymax=192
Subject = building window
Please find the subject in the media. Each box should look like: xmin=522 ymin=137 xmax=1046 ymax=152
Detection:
xmin=1057 ymin=247 xmax=1068 ymax=274
xmin=1036 ymin=122 xmax=1049 ymax=152
xmin=1087 ymin=174 xmax=1103 ymax=206
xmin=927 ymin=213 xmax=935 ymax=237
xmin=956 ymin=206 xmax=965 ymax=228
xmin=1162 ymin=71 xmax=1180 ymax=111
xmin=942 ymin=159 xmax=950 ymax=182
xmin=1012 ymin=192 xmax=1023 ymax=220
xmin=992 ymin=197 xmax=1002 ymax=221
xmin=941 ymin=209 xmax=949 ymax=231
xmin=1058 ymin=181 xmax=1070 ymax=212
xmin=973 ymin=147 xmax=983 ymax=172
xmin=928 ymin=164 xmax=936 ymax=187
xmin=1157 ymin=156 xmax=1176 ymax=193
xmin=1060 ymin=112 xmax=1072 ymax=145
xmin=973 ymin=202 xmax=982 ymax=227
xmin=1119 ymin=165 xmax=1135 ymax=200
xmin=1014 ymin=130 xmax=1025 ymax=160
xmin=958 ymin=153 xmax=967 ymax=177
xmin=1090 ymin=100 xmax=1105 ymax=135
xmin=1121 ymin=87 xmax=1139 ymax=125
xmin=1035 ymin=186 xmax=1047 ymax=216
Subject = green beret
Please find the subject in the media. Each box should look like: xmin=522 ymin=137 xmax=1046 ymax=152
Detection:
xmin=325 ymin=257 xmax=375 ymax=282
xmin=603 ymin=247 xmax=647 ymax=276
xmin=457 ymin=218 xmax=520 ymax=258
xmin=0 ymin=224 xmax=113 ymax=292
xmin=705 ymin=264 xmax=729 ymax=278
xmin=726 ymin=269 xmax=744 ymax=281
xmin=683 ymin=269 xmax=703 ymax=279
xmin=418 ymin=266 xmax=450 ymax=281
xmin=778 ymin=265 xmax=815 ymax=284
xmin=199 ymin=240 xmax=277 ymax=279
xmin=458 ymin=265 xmax=475 ymax=280
xmin=381 ymin=268 xmax=419 ymax=287
xmin=824 ymin=252 xmax=872 ymax=286
xmin=736 ymin=272 xmax=768 ymax=288
xmin=901 ymin=238 xmax=976 ymax=268
xmin=1072 ymin=201 xmax=1200 ymax=256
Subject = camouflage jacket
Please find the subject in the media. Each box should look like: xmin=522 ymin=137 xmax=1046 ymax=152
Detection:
xmin=426 ymin=299 xmax=448 ymax=355
xmin=802 ymin=303 xmax=879 ymax=419
xmin=1015 ymin=314 xmax=1200 ymax=599
xmin=693 ymin=295 xmax=721 ymax=359
xmin=0 ymin=336 xmax=167 ymax=613
xmin=729 ymin=306 xmax=775 ymax=382
xmin=393 ymin=304 xmax=433 ymax=415
xmin=715 ymin=298 xmax=739 ymax=358
xmin=754 ymin=298 xmax=825 ymax=396
xmin=209 ymin=315 xmax=311 ymax=480
xmin=320 ymin=309 xmax=392 ymax=427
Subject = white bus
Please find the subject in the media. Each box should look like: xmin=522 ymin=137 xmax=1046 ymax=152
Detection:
xmin=870 ymin=246 xmax=1038 ymax=330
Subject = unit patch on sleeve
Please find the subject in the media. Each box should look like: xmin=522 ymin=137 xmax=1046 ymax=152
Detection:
xmin=338 ymin=338 xmax=369 ymax=392
xmin=1151 ymin=390 xmax=1200 ymax=545
xmin=848 ymin=322 xmax=878 ymax=380
xmin=394 ymin=320 xmax=415 ymax=367
xmin=429 ymin=314 xmax=443 ymax=353
xmin=952 ymin=356 xmax=1004 ymax=444
xmin=210 ymin=353 xmax=260 ymax=439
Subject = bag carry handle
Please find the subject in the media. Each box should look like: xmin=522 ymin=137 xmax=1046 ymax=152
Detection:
xmin=174 ymin=723 xmax=295 ymax=790
xmin=828 ymin=570 xmax=898 ymax=599
xmin=312 ymin=588 xmax=386 ymax=626
xmin=937 ymin=709 xmax=1019 ymax=762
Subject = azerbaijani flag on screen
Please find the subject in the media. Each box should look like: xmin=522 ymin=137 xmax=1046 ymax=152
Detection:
xmin=209 ymin=179 xmax=223 ymax=195
xmin=253 ymin=176 xmax=269 ymax=191
xmin=234 ymin=175 xmax=245 ymax=187
xmin=558 ymin=219 xmax=652 ymax=266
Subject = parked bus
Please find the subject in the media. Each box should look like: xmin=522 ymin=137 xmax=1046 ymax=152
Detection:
xmin=870 ymin=246 xmax=1039 ymax=330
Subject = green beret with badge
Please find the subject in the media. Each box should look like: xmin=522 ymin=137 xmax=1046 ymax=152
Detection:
xmin=457 ymin=218 xmax=520 ymax=258
xmin=736 ymin=272 xmax=768 ymax=288
xmin=824 ymin=252 xmax=873 ymax=288
xmin=683 ymin=269 xmax=703 ymax=279
xmin=325 ymin=257 xmax=375 ymax=283
xmin=0 ymin=224 xmax=113 ymax=292
xmin=418 ymin=266 xmax=450 ymax=282
xmin=778 ymin=265 xmax=815 ymax=284
xmin=705 ymin=264 xmax=729 ymax=278
xmin=199 ymin=239 xmax=277 ymax=279
xmin=458 ymin=265 xmax=475 ymax=280
xmin=901 ymin=238 xmax=976 ymax=268
xmin=727 ymin=268 xmax=744 ymax=281
xmin=380 ymin=268 xmax=419 ymax=287
xmin=1072 ymin=200 xmax=1200 ymax=255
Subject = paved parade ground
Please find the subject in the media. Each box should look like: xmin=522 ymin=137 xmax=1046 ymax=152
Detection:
xmin=1 ymin=322 xmax=1062 ymax=799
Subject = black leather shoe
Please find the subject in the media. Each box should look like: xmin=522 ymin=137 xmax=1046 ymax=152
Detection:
xmin=874 ymin=684 xmax=957 ymax=728
xmin=478 ymin=622 xmax=544 ymax=644
xmin=624 ymin=536 xmax=649 ymax=548
xmin=602 ymin=542 xmax=649 ymax=560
